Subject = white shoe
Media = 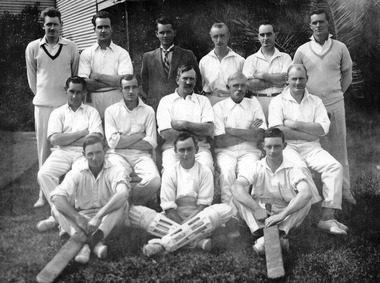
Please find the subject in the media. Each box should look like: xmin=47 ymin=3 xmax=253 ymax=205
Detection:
xmin=333 ymin=220 xmax=349 ymax=232
xmin=252 ymin=236 xmax=265 ymax=256
xmin=33 ymin=197 xmax=46 ymax=208
xmin=197 ymin=238 xmax=212 ymax=251
xmin=36 ymin=216 xmax=57 ymax=232
xmin=93 ymin=242 xmax=108 ymax=259
xmin=317 ymin=220 xmax=347 ymax=235
xmin=75 ymin=244 xmax=90 ymax=263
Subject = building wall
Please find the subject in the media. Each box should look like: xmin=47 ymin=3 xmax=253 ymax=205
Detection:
xmin=57 ymin=0 xmax=97 ymax=51
xmin=0 ymin=0 xmax=55 ymax=14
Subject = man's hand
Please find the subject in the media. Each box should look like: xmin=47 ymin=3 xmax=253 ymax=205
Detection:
xmin=265 ymin=213 xmax=285 ymax=228
xmin=87 ymin=216 xmax=101 ymax=235
xmin=253 ymin=72 xmax=265 ymax=80
xmin=89 ymin=72 xmax=101 ymax=81
xmin=254 ymin=207 xmax=270 ymax=222
xmin=250 ymin=119 xmax=263 ymax=129
xmin=284 ymin=119 xmax=297 ymax=129
xmin=171 ymin=120 xmax=189 ymax=131
xmin=75 ymin=214 xmax=89 ymax=234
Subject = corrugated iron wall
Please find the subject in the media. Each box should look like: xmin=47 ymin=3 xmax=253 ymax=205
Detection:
xmin=0 ymin=0 xmax=56 ymax=14
xmin=57 ymin=0 xmax=97 ymax=51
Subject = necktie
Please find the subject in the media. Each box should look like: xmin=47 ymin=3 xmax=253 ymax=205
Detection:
xmin=162 ymin=49 xmax=172 ymax=76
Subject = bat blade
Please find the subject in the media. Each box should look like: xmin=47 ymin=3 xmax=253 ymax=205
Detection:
xmin=264 ymin=225 xmax=285 ymax=279
xmin=36 ymin=232 xmax=87 ymax=283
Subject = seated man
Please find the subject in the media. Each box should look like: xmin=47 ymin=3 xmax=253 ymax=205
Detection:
xmin=268 ymin=64 xmax=348 ymax=235
xmin=231 ymin=128 xmax=319 ymax=255
xmin=213 ymin=72 xmax=266 ymax=209
xmin=104 ymin=75 xmax=160 ymax=205
xmin=157 ymin=64 xmax=214 ymax=172
xmin=37 ymin=76 xmax=103 ymax=233
xmin=51 ymin=134 xmax=130 ymax=263
xmin=159 ymin=133 xmax=233 ymax=249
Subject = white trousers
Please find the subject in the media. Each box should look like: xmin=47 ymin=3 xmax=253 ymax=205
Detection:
xmin=285 ymin=143 xmax=343 ymax=209
xmin=38 ymin=149 xmax=83 ymax=205
xmin=34 ymin=106 xmax=56 ymax=168
xmin=235 ymin=198 xmax=311 ymax=235
xmin=88 ymin=89 xmax=122 ymax=119
xmin=162 ymin=147 xmax=214 ymax=173
xmin=216 ymin=148 xmax=261 ymax=204
xmin=322 ymin=100 xmax=350 ymax=191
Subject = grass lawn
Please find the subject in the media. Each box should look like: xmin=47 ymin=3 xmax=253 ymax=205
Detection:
xmin=1 ymin=110 xmax=380 ymax=282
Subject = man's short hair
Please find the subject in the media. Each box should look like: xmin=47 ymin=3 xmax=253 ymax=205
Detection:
xmin=174 ymin=132 xmax=198 ymax=151
xmin=176 ymin=64 xmax=195 ymax=79
xmin=287 ymin=64 xmax=308 ymax=77
xmin=310 ymin=9 xmax=330 ymax=21
xmin=92 ymin=11 xmax=113 ymax=27
xmin=227 ymin=72 xmax=247 ymax=85
xmin=264 ymin=127 xmax=285 ymax=143
xmin=40 ymin=7 xmax=61 ymax=23
xmin=258 ymin=20 xmax=277 ymax=33
xmin=65 ymin=76 xmax=86 ymax=90
xmin=83 ymin=134 xmax=105 ymax=152
xmin=120 ymin=74 xmax=137 ymax=85
xmin=209 ymin=22 xmax=230 ymax=34
xmin=156 ymin=16 xmax=177 ymax=30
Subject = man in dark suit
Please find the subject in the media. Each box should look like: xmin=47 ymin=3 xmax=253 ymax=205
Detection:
xmin=141 ymin=16 xmax=201 ymax=111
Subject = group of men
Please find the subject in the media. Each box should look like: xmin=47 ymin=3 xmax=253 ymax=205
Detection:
xmin=26 ymin=6 xmax=355 ymax=262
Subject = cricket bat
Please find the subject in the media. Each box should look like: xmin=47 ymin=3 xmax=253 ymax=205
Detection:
xmin=263 ymin=203 xmax=285 ymax=279
xmin=36 ymin=232 xmax=87 ymax=283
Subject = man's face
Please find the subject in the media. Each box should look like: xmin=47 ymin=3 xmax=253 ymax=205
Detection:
xmin=65 ymin=82 xmax=85 ymax=109
xmin=263 ymin=137 xmax=285 ymax=162
xmin=228 ymin=77 xmax=247 ymax=104
xmin=95 ymin=17 xmax=113 ymax=42
xmin=156 ymin=23 xmax=176 ymax=48
xmin=43 ymin=16 xmax=62 ymax=40
xmin=121 ymin=78 xmax=140 ymax=104
xmin=310 ymin=13 xmax=329 ymax=38
xmin=210 ymin=26 xmax=229 ymax=49
xmin=287 ymin=67 xmax=308 ymax=97
xmin=176 ymin=69 xmax=196 ymax=96
xmin=175 ymin=137 xmax=197 ymax=169
xmin=258 ymin=24 xmax=275 ymax=49
xmin=84 ymin=142 xmax=106 ymax=171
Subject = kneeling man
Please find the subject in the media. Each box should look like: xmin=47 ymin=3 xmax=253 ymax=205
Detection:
xmin=232 ymin=128 xmax=319 ymax=254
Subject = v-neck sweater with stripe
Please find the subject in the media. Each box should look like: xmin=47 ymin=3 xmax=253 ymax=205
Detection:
xmin=25 ymin=36 xmax=79 ymax=107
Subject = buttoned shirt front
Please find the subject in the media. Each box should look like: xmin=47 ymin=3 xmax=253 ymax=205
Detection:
xmin=157 ymin=90 xmax=214 ymax=150
xmin=268 ymin=87 xmax=330 ymax=145
xmin=241 ymin=157 xmax=306 ymax=203
xmin=160 ymin=161 xmax=214 ymax=211
xmin=199 ymin=48 xmax=245 ymax=94
xmin=105 ymin=98 xmax=157 ymax=150
xmin=47 ymin=103 xmax=103 ymax=151
xmin=213 ymin=97 xmax=267 ymax=151
xmin=78 ymin=41 xmax=133 ymax=91
xmin=50 ymin=158 xmax=129 ymax=211
xmin=243 ymin=48 xmax=292 ymax=95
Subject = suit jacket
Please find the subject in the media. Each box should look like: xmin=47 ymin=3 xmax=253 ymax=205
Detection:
xmin=141 ymin=46 xmax=202 ymax=110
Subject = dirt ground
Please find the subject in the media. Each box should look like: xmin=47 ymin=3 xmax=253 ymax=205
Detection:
xmin=0 ymin=131 xmax=37 ymax=189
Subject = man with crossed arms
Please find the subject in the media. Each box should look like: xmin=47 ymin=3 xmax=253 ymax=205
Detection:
xmin=268 ymin=64 xmax=348 ymax=235
xmin=37 ymin=76 xmax=103 ymax=235
xmin=79 ymin=11 xmax=133 ymax=119
xmin=243 ymin=21 xmax=292 ymax=119
xmin=104 ymin=75 xmax=161 ymax=206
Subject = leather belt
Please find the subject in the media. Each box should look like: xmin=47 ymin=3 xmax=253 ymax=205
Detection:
xmin=247 ymin=91 xmax=281 ymax=97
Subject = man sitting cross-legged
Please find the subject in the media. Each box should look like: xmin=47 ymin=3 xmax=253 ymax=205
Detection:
xmin=158 ymin=132 xmax=233 ymax=250
xmin=104 ymin=75 xmax=160 ymax=206
xmin=37 ymin=76 xmax=103 ymax=234
xmin=268 ymin=64 xmax=348 ymax=235
xmin=231 ymin=128 xmax=320 ymax=255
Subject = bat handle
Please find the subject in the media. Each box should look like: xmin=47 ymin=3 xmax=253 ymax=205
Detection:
xmin=265 ymin=203 xmax=272 ymax=213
